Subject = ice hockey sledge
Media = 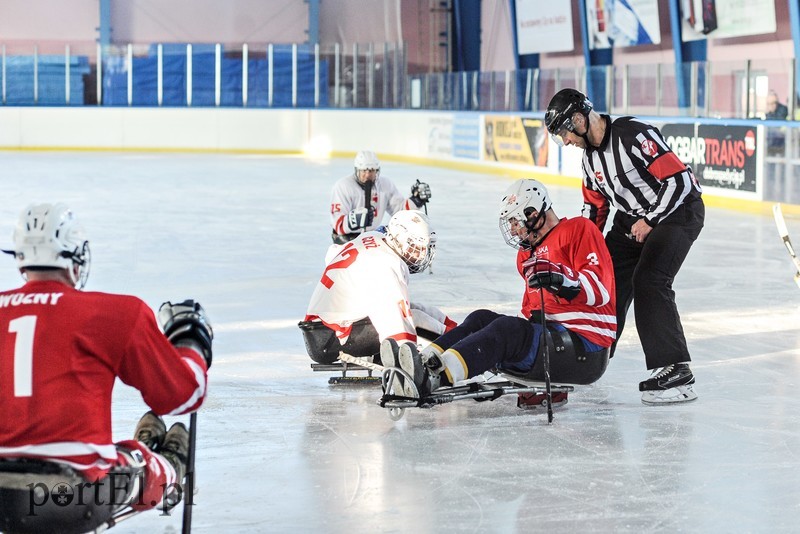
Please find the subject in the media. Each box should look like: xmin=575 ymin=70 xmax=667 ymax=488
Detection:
xmin=310 ymin=353 xmax=383 ymax=385
xmin=377 ymin=365 xmax=574 ymax=421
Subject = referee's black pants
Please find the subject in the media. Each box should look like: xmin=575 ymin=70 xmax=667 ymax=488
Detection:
xmin=606 ymin=198 xmax=705 ymax=370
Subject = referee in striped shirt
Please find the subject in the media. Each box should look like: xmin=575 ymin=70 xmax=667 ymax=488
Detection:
xmin=545 ymin=88 xmax=704 ymax=405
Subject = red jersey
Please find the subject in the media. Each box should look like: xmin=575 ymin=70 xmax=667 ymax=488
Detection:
xmin=517 ymin=217 xmax=617 ymax=347
xmin=0 ymin=280 xmax=208 ymax=480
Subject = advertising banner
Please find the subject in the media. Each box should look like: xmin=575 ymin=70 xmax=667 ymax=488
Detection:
xmin=586 ymin=0 xmax=661 ymax=50
xmin=425 ymin=114 xmax=481 ymax=160
xmin=483 ymin=116 xmax=549 ymax=167
xmin=681 ymin=0 xmax=776 ymax=41
xmin=453 ymin=114 xmax=480 ymax=160
xmin=661 ymin=122 xmax=758 ymax=193
xmin=514 ymin=0 xmax=574 ymax=54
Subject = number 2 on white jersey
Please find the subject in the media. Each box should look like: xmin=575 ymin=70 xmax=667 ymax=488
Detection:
xmin=321 ymin=246 xmax=359 ymax=289
xmin=3 ymin=315 xmax=37 ymax=397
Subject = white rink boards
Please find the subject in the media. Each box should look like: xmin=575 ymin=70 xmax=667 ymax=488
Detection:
xmin=1 ymin=151 xmax=799 ymax=533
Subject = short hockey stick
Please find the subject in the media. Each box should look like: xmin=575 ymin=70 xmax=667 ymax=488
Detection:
xmin=772 ymin=203 xmax=800 ymax=289
xmin=539 ymin=289 xmax=554 ymax=424
xmin=181 ymin=412 xmax=197 ymax=534
xmin=421 ymin=189 xmax=433 ymax=275
xmin=363 ymin=181 xmax=373 ymax=232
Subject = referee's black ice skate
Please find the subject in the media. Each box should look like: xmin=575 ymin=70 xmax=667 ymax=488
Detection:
xmin=639 ymin=363 xmax=697 ymax=405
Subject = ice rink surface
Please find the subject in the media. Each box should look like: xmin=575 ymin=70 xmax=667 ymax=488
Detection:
xmin=1 ymin=151 xmax=800 ymax=533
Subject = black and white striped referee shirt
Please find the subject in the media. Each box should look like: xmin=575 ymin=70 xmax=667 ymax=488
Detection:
xmin=581 ymin=115 xmax=702 ymax=231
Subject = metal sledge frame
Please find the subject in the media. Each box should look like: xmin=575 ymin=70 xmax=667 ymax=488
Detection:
xmin=0 ymin=413 xmax=199 ymax=533
xmin=377 ymin=366 xmax=574 ymax=421
xmin=310 ymin=352 xmax=383 ymax=385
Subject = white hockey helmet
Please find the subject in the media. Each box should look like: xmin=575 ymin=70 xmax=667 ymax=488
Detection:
xmin=6 ymin=203 xmax=91 ymax=289
xmin=354 ymin=150 xmax=381 ymax=182
xmin=498 ymin=179 xmax=552 ymax=249
xmin=386 ymin=210 xmax=436 ymax=274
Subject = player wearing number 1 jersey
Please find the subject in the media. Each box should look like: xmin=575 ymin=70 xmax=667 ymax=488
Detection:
xmin=302 ymin=210 xmax=455 ymax=365
xmin=0 ymin=203 xmax=212 ymax=533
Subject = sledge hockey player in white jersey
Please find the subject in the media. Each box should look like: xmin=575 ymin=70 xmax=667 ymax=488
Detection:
xmin=302 ymin=210 xmax=456 ymax=365
xmin=381 ymin=179 xmax=616 ymax=409
xmin=328 ymin=151 xmax=431 ymax=259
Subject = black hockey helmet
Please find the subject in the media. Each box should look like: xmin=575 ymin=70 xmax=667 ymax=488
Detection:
xmin=544 ymin=88 xmax=593 ymax=135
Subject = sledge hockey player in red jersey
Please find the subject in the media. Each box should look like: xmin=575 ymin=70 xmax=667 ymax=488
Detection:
xmin=0 ymin=203 xmax=212 ymax=534
xmin=329 ymin=150 xmax=431 ymax=251
xmin=545 ymin=88 xmax=703 ymax=405
xmin=382 ymin=179 xmax=616 ymax=409
xmin=302 ymin=210 xmax=456 ymax=365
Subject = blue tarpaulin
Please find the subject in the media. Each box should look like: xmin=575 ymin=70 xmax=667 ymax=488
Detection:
xmin=101 ymin=45 xmax=328 ymax=107
xmin=3 ymin=55 xmax=91 ymax=105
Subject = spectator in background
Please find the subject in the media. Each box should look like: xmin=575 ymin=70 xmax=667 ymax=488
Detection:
xmin=765 ymin=91 xmax=788 ymax=120
xmin=765 ymin=91 xmax=788 ymax=156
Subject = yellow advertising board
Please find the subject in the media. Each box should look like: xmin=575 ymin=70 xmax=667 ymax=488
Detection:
xmin=484 ymin=115 xmax=549 ymax=167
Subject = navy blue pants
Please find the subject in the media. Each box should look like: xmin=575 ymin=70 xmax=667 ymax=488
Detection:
xmin=431 ymin=309 xmax=608 ymax=385
xmin=432 ymin=309 xmax=542 ymax=379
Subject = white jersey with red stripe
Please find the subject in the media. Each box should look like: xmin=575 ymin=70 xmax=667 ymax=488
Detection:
xmin=0 ymin=280 xmax=208 ymax=481
xmin=330 ymin=173 xmax=415 ymax=236
xmin=518 ymin=217 xmax=617 ymax=348
xmin=306 ymin=231 xmax=418 ymax=344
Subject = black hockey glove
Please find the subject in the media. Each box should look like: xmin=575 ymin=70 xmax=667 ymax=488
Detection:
xmin=345 ymin=207 xmax=373 ymax=232
xmin=410 ymin=180 xmax=431 ymax=208
xmin=524 ymin=259 xmax=581 ymax=301
xmin=158 ymin=299 xmax=214 ymax=368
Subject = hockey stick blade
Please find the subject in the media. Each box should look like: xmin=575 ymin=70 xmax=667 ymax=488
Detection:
xmin=772 ymin=204 xmax=800 ymax=288
xmin=338 ymin=352 xmax=385 ymax=372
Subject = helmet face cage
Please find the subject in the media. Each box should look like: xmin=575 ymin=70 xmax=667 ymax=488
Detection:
xmin=12 ymin=203 xmax=91 ymax=289
xmin=386 ymin=211 xmax=435 ymax=274
xmin=499 ymin=207 xmax=532 ymax=249
xmin=70 ymin=241 xmax=91 ymax=290
xmin=354 ymin=150 xmax=381 ymax=181
xmin=498 ymin=180 xmax=551 ymax=249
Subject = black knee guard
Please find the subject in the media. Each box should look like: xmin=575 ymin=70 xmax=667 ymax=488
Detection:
xmin=299 ymin=318 xmax=380 ymax=364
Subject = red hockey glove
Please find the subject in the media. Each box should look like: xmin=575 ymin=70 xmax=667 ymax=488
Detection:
xmin=523 ymin=258 xmax=581 ymax=300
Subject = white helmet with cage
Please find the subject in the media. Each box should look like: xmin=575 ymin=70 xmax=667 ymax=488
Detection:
xmin=386 ymin=210 xmax=436 ymax=274
xmin=354 ymin=150 xmax=381 ymax=180
xmin=6 ymin=203 xmax=91 ymax=289
xmin=498 ymin=179 xmax=552 ymax=249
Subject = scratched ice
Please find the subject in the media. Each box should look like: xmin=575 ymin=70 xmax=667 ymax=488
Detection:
xmin=1 ymin=151 xmax=799 ymax=533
